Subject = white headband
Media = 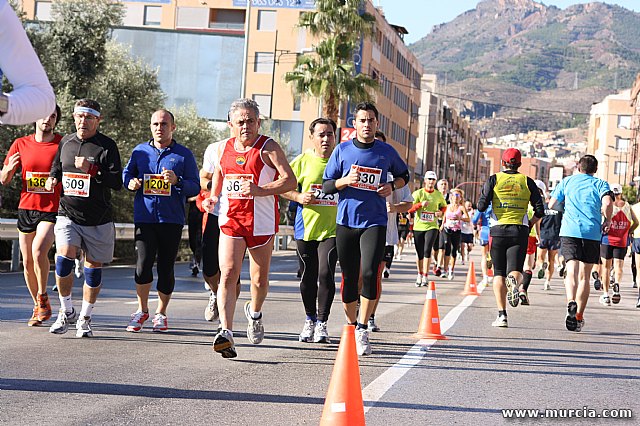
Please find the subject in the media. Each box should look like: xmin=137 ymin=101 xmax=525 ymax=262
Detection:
xmin=73 ymin=106 xmax=101 ymax=118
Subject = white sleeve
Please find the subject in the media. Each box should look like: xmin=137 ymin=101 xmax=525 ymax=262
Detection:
xmin=202 ymin=139 xmax=227 ymax=173
xmin=0 ymin=0 xmax=56 ymax=126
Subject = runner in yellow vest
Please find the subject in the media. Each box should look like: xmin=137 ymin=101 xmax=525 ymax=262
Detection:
xmin=477 ymin=148 xmax=544 ymax=328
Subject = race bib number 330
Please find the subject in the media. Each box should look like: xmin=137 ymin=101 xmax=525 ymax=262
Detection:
xmin=310 ymin=183 xmax=338 ymax=206
xmin=143 ymin=174 xmax=171 ymax=196
xmin=62 ymin=172 xmax=90 ymax=197
xmin=223 ymin=174 xmax=254 ymax=199
xmin=26 ymin=171 xmax=53 ymax=194
xmin=348 ymin=165 xmax=382 ymax=191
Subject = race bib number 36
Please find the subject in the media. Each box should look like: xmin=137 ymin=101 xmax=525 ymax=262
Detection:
xmin=310 ymin=183 xmax=338 ymax=206
xmin=62 ymin=172 xmax=90 ymax=197
xmin=223 ymin=174 xmax=253 ymax=199
xmin=26 ymin=171 xmax=53 ymax=194
xmin=348 ymin=165 xmax=382 ymax=191
xmin=143 ymin=174 xmax=171 ymax=196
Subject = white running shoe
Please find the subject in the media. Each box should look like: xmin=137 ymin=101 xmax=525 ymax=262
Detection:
xmin=355 ymin=327 xmax=372 ymax=356
xmin=298 ymin=319 xmax=315 ymax=342
xmin=367 ymin=318 xmax=380 ymax=332
xmin=204 ymin=291 xmax=219 ymax=322
xmin=213 ymin=329 xmax=237 ymax=358
xmin=415 ymin=274 xmax=423 ymax=287
xmin=49 ymin=308 xmax=78 ymax=334
xmin=244 ymin=301 xmax=264 ymax=344
xmin=152 ymin=313 xmax=168 ymax=332
xmin=544 ymin=281 xmax=551 ymax=291
xmin=313 ymin=321 xmax=330 ymax=343
xmin=599 ymin=294 xmax=611 ymax=306
xmin=491 ymin=314 xmax=508 ymax=327
xmin=447 ymin=270 xmax=454 ymax=280
xmin=506 ymin=274 xmax=520 ymax=307
xmin=421 ymin=275 xmax=429 ymax=287
xmin=75 ymin=316 xmax=93 ymax=338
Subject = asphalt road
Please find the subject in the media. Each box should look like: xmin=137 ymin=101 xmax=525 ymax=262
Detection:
xmin=1 ymin=246 xmax=639 ymax=425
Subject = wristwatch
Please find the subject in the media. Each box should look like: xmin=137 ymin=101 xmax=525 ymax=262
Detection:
xmin=0 ymin=94 xmax=8 ymax=116
xmin=389 ymin=180 xmax=396 ymax=191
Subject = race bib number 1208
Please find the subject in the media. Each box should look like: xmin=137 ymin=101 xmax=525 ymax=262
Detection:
xmin=143 ymin=174 xmax=171 ymax=196
xmin=62 ymin=172 xmax=90 ymax=197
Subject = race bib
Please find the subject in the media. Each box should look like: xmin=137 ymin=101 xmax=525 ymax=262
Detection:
xmin=62 ymin=172 xmax=90 ymax=197
xmin=143 ymin=174 xmax=171 ymax=196
xmin=348 ymin=165 xmax=382 ymax=191
xmin=398 ymin=216 xmax=408 ymax=225
xmin=223 ymin=174 xmax=253 ymax=199
xmin=420 ymin=211 xmax=435 ymax=222
xmin=26 ymin=171 xmax=53 ymax=194
xmin=310 ymin=183 xmax=338 ymax=206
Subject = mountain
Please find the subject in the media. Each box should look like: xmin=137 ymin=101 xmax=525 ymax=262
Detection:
xmin=408 ymin=0 xmax=640 ymax=135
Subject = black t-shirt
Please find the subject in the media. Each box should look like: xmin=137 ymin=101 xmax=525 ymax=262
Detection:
xmin=540 ymin=201 xmax=563 ymax=240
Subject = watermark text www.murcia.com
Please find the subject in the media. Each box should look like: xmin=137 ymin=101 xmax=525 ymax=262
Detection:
xmin=501 ymin=407 xmax=633 ymax=419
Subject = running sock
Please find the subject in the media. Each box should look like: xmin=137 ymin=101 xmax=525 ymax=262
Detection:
xmin=356 ymin=322 xmax=368 ymax=330
xmin=249 ymin=308 xmax=262 ymax=319
xmin=59 ymin=294 xmax=73 ymax=314
xmin=80 ymin=300 xmax=94 ymax=318
xmin=369 ymin=314 xmax=375 ymax=321
xmin=498 ymin=310 xmax=507 ymax=317
xmin=306 ymin=315 xmax=317 ymax=322
xmin=576 ymin=313 xmax=584 ymax=321
xmin=522 ymin=270 xmax=533 ymax=291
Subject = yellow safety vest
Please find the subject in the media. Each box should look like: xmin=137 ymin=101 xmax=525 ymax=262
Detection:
xmin=492 ymin=172 xmax=531 ymax=225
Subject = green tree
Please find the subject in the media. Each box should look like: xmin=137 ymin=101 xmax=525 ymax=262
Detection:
xmin=284 ymin=0 xmax=378 ymax=124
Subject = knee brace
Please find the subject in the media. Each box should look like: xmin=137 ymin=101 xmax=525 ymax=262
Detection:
xmin=55 ymin=255 xmax=75 ymax=277
xmin=84 ymin=267 xmax=102 ymax=288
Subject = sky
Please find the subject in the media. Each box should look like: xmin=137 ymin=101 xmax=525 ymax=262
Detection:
xmin=375 ymin=0 xmax=640 ymax=44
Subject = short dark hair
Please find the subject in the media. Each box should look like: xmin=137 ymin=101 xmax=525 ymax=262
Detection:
xmin=374 ymin=130 xmax=386 ymax=142
xmin=354 ymin=101 xmax=378 ymax=120
xmin=54 ymin=104 xmax=61 ymax=125
xmin=75 ymin=98 xmax=101 ymax=112
xmin=154 ymin=109 xmax=175 ymax=124
xmin=579 ymin=155 xmax=598 ymax=174
xmin=308 ymin=117 xmax=337 ymax=134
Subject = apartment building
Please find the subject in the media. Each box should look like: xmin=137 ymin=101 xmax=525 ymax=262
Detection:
xmin=587 ymin=90 xmax=634 ymax=185
xmin=21 ymin=0 xmax=423 ymax=165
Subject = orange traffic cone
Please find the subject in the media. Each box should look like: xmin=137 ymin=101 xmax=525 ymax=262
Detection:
xmin=320 ymin=325 xmax=365 ymax=426
xmin=462 ymin=261 xmax=480 ymax=296
xmin=414 ymin=281 xmax=447 ymax=340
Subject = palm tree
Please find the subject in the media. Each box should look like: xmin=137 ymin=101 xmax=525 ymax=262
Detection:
xmin=284 ymin=0 xmax=379 ymax=125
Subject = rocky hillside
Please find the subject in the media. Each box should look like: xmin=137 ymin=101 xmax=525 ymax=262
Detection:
xmin=409 ymin=0 xmax=640 ymax=134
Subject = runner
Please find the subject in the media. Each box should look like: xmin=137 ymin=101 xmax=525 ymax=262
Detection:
xmin=472 ymin=202 xmax=493 ymax=286
xmin=122 ymin=109 xmax=200 ymax=333
xmin=518 ymin=182 xmax=544 ymax=305
xmin=441 ymin=188 xmax=470 ymax=280
xmin=537 ymin=183 xmax=563 ymax=291
xmin=549 ymin=155 xmax=613 ymax=332
xmin=1 ymin=106 xmax=61 ymax=326
xmin=395 ymin=211 xmax=410 ymax=261
xmin=631 ymin=198 xmax=640 ymax=307
xmin=45 ymin=99 xmax=123 ymax=338
xmin=206 ymin=98 xmax=296 ymax=358
xmin=282 ymin=117 xmax=338 ymax=344
xmin=323 ymin=101 xmax=409 ymax=356
xmin=477 ymin=148 xmax=544 ymax=328
xmin=460 ymin=200 xmax=475 ymax=265
xmin=433 ymin=179 xmax=451 ymax=277
xmin=409 ymin=171 xmax=447 ymax=286
xmin=597 ymin=183 xmax=635 ymax=306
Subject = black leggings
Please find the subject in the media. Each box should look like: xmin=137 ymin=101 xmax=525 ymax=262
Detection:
xmin=201 ymin=213 xmax=220 ymax=278
xmin=414 ymin=229 xmax=439 ymax=260
xmin=336 ymin=225 xmax=386 ymax=303
xmin=187 ymin=203 xmax=203 ymax=264
xmin=135 ymin=223 xmax=183 ymax=294
xmin=296 ymin=238 xmax=337 ymax=322
xmin=490 ymin=231 xmax=529 ymax=277
xmin=443 ymin=229 xmax=461 ymax=257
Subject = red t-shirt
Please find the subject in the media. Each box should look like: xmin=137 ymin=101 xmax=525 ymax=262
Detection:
xmin=4 ymin=133 xmax=63 ymax=212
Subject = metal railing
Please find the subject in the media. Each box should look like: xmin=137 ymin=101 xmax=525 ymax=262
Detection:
xmin=0 ymin=218 xmax=293 ymax=272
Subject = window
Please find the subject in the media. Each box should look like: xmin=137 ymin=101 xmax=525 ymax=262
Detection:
xmin=254 ymin=52 xmax=274 ymax=74
xmin=252 ymin=94 xmax=271 ymax=118
xmin=177 ymin=7 xmax=209 ymax=28
xmin=614 ymin=161 xmax=627 ymax=175
xmin=615 ymin=137 xmax=629 ymax=152
xmin=293 ymin=95 xmax=301 ymax=112
xmin=618 ymin=115 xmax=631 ymax=129
xmin=35 ymin=1 xmax=52 ymax=21
xmin=143 ymin=6 xmax=162 ymax=26
xmin=209 ymin=9 xmax=245 ymax=30
xmin=257 ymin=10 xmax=276 ymax=31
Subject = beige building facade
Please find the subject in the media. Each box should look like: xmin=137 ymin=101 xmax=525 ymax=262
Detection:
xmin=587 ymin=90 xmax=634 ymax=185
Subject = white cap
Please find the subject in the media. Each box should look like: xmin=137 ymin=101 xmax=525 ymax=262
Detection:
xmin=534 ymin=179 xmax=546 ymax=193
xmin=611 ymin=183 xmax=622 ymax=194
xmin=425 ymin=171 xmax=437 ymax=180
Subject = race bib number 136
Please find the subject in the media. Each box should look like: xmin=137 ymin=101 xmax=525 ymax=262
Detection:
xmin=62 ymin=172 xmax=90 ymax=197
xmin=26 ymin=171 xmax=53 ymax=194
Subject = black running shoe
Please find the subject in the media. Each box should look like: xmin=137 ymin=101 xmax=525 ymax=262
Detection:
xmin=611 ymin=283 xmax=621 ymax=304
xmin=213 ymin=329 xmax=237 ymax=359
xmin=565 ymin=301 xmax=578 ymax=331
xmin=506 ymin=274 xmax=519 ymax=307
xmin=559 ymin=263 xmax=566 ymax=278
xmin=594 ymin=277 xmax=602 ymax=291
xmin=519 ymin=291 xmax=530 ymax=306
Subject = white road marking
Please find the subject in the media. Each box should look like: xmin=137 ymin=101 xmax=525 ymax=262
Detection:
xmin=124 ymin=298 xmax=158 ymax=305
xmin=362 ymin=285 xmax=487 ymax=411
